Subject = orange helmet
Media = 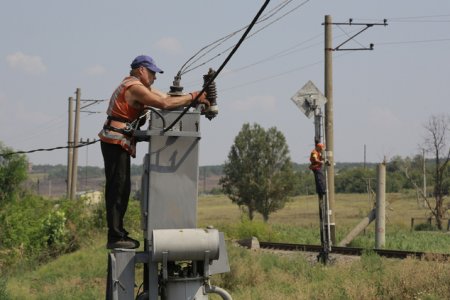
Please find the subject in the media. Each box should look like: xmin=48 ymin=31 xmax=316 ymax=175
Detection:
xmin=316 ymin=143 xmax=325 ymax=150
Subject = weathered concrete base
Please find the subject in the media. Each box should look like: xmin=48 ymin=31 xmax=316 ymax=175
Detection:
xmin=237 ymin=237 xmax=260 ymax=249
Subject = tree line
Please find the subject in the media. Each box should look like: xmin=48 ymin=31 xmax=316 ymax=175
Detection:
xmin=219 ymin=116 xmax=449 ymax=226
xmin=1 ymin=114 xmax=448 ymax=227
xmin=4 ymin=149 xmax=448 ymax=202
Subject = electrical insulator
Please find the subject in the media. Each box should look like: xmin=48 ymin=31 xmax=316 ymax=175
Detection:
xmin=168 ymin=74 xmax=184 ymax=96
xmin=202 ymin=68 xmax=218 ymax=120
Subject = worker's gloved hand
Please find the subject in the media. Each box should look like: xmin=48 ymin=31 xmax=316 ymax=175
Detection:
xmin=190 ymin=91 xmax=210 ymax=107
xmin=325 ymin=160 xmax=331 ymax=166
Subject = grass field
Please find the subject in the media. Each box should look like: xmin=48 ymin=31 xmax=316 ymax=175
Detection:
xmin=4 ymin=193 xmax=450 ymax=299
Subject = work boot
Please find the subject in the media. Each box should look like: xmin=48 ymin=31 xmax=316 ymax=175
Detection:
xmin=120 ymin=228 xmax=129 ymax=237
xmin=106 ymin=236 xmax=140 ymax=250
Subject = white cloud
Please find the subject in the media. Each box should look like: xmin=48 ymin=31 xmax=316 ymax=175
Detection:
xmin=6 ymin=52 xmax=46 ymax=75
xmin=230 ymin=95 xmax=276 ymax=112
xmin=85 ymin=64 xmax=107 ymax=76
xmin=155 ymin=37 xmax=182 ymax=55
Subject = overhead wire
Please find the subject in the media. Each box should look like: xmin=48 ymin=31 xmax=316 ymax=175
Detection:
xmin=163 ymin=0 xmax=274 ymax=132
xmin=220 ymin=52 xmax=351 ymax=92
xmin=386 ymin=14 xmax=450 ymax=23
xmin=3 ymin=1 xmax=279 ymax=152
xmin=182 ymin=27 xmax=363 ymax=91
xmin=229 ymin=27 xmax=364 ymax=75
xmin=9 ymin=10 xmax=448 ymax=157
xmin=180 ymin=0 xmax=311 ymax=75
xmin=377 ymin=38 xmax=450 ymax=46
xmin=0 ymin=139 xmax=99 ymax=158
xmin=1 ymin=98 xmax=105 ymax=157
xmin=2 ymin=114 xmax=67 ymax=145
xmin=178 ymin=0 xmax=298 ymax=75
xmin=203 ymin=13 xmax=450 ymax=92
xmin=353 ymin=14 xmax=450 ymax=23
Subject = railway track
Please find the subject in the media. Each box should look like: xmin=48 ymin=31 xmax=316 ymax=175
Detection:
xmin=259 ymin=242 xmax=450 ymax=261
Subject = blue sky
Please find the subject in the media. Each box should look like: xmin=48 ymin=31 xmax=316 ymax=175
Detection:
xmin=1 ymin=0 xmax=449 ymax=167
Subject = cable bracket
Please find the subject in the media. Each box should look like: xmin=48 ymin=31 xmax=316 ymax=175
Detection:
xmin=323 ymin=18 xmax=388 ymax=51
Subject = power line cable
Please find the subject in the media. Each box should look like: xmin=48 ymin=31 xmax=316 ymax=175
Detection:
xmin=163 ymin=0 xmax=273 ymax=132
xmin=377 ymin=38 xmax=450 ymax=46
xmin=229 ymin=26 xmax=366 ymax=74
xmin=182 ymin=28 xmax=363 ymax=90
xmin=180 ymin=0 xmax=311 ymax=75
xmin=2 ymin=110 xmax=101 ymax=150
xmin=220 ymin=52 xmax=352 ymax=92
xmin=388 ymin=14 xmax=450 ymax=20
xmin=390 ymin=20 xmax=450 ymax=23
xmin=178 ymin=0 xmax=298 ymax=75
xmin=0 ymin=139 xmax=99 ymax=157
xmin=354 ymin=15 xmax=450 ymax=23
xmin=221 ymin=58 xmax=323 ymax=92
xmin=1 ymin=114 xmax=66 ymax=144
xmin=2 ymin=98 xmax=105 ymax=145
xmin=183 ymin=0 xmax=311 ymax=74
xmin=181 ymin=32 xmax=323 ymax=89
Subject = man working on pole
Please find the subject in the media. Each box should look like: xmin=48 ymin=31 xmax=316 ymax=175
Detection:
xmin=309 ymin=141 xmax=327 ymax=197
xmin=98 ymin=55 xmax=209 ymax=250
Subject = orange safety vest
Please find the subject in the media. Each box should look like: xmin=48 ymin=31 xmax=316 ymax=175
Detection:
xmin=309 ymin=149 xmax=323 ymax=171
xmin=98 ymin=76 xmax=144 ymax=157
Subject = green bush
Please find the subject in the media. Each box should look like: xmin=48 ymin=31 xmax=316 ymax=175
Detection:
xmin=0 ymin=195 xmax=103 ymax=271
xmin=41 ymin=209 xmax=70 ymax=255
xmin=0 ymin=276 xmax=10 ymax=300
xmin=414 ymin=222 xmax=438 ymax=231
xmin=0 ymin=195 xmax=49 ymax=254
xmin=232 ymin=217 xmax=278 ymax=241
xmin=0 ymin=143 xmax=28 ymax=205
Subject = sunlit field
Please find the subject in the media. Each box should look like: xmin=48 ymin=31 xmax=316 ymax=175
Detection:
xmin=4 ymin=193 xmax=450 ymax=299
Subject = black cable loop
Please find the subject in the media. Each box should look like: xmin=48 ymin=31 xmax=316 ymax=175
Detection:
xmin=163 ymin=0 xmax=272 ymax=133
xmin=131 ymin=106 xmax=167 ymax=131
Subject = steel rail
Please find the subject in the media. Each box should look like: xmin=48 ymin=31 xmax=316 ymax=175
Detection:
xmin=259 ymin=242 xmax=450 ymax=261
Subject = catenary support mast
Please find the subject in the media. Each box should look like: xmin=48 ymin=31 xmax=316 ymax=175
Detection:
xmin=324 ymin=15 xmax=336 ymax=244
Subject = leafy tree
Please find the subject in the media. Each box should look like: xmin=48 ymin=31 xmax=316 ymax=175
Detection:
xmin=335 ymin=167 xmax=375 ymax=193
xmin=292 ymin=170 xmax=315 ymax=196
xmin=0 ymin=143 xmax=28 ymax=204
xmin=220 ymin=123 xmax=296 ymax=222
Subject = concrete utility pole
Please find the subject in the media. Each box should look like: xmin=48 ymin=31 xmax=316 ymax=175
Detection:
xmin=324 ymin=15 xmax=336 ymax=244
xmin=375 ymin=161 xmax=386 ymax=248
xmin=70 ymin=88 xmax=81 ymax=200
xmin=338 ymin=208 xmax=376 ymax=247
xmin=422 ymin=148 xmax=426 ymax=199
xmin=67 ymin=97 xmax=74 ymax=199
xmin=66 ymin=91 xmax=105 ymax=199
xmin=323 ymin=15 xmax=387 ymax=244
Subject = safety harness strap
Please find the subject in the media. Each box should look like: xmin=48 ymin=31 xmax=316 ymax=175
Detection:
xmin=103 ymin=116 xmax=134 ymax=137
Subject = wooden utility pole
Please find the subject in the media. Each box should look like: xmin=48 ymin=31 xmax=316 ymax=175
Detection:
xmin=324 ymin=15 xmax=336 ymax=244
xmin=70 ymin=88 xmax=81 ymax=200
xmin=67 ymin=97 xmax=74 ymax=199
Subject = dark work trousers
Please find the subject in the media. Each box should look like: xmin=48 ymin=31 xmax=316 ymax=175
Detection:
xmin=312 ymin=168 xmax=326 ymax=197
xmin=101 ymin=141 xmax=131 ymax=241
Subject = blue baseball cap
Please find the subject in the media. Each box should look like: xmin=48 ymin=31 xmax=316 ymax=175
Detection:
xmin=130 ymin=55 xmax=163 ymax=73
